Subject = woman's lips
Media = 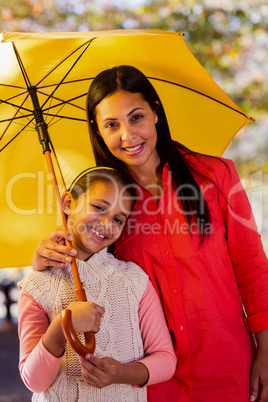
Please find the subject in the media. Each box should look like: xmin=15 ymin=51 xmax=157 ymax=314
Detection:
xmin=123 ymin=143 xmax=144 ymax=155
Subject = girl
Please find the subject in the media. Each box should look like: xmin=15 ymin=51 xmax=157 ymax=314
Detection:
xmin=18 ymin=167 xmax=176 ymax=401
xmin=32 ymin=66 xmax=268 ymax=402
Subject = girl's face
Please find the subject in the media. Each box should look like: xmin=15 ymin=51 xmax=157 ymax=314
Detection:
xmin=95 ymin=90 xmax=160 ymax=172
xmin=63 ymin=181 xmax=132 ymax=261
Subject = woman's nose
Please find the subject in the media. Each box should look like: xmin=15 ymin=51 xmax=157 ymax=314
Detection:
xmin=120 ymin=124 xmax=135 ymax=142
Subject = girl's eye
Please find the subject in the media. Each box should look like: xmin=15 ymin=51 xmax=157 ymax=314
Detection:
xmin=92 ymin=204 xmax=105 ymax=213
xmin=114 ymin=217 xmax=123 ymax=226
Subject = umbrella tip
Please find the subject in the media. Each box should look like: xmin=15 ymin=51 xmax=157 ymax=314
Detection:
xmin=178 ymin=32 xmax=185 ymax=36
xmin=249 ymin=116 xmax=255 ymax=122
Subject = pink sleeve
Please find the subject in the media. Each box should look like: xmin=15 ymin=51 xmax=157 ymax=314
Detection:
xmin=137 ymin=280 xmax=177 ymax=385
xmin=18 ymin=289 xmax=63 ymax=393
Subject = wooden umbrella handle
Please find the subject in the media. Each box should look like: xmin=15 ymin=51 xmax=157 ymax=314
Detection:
xmin=61 ymin=309 xmax=96 ymax=357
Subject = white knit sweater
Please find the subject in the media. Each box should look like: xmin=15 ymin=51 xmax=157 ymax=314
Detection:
xmin=19 ymin=248 xmax=149 ymax=401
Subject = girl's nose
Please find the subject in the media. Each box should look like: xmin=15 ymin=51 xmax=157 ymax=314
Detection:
xmin=100 ymin=217 xmax=112 ymax=229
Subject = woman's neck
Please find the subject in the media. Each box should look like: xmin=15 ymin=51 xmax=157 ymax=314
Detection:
xmin=127 ymin=161 xmax=164 ymax=201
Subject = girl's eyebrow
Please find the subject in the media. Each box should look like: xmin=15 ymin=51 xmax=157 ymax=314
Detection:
xmin=92 ymin=198 xmax=111 ymax=206
xmin=92 ymin=198 xmax=128 ymax=218
xmin=102 ymin=108 xmax=144 ymax=123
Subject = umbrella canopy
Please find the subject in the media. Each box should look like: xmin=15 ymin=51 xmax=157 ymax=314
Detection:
xmin=0 ymin=29 xmax=253 ymax=268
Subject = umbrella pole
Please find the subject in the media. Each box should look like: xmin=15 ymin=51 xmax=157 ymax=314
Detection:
xmin=29 ymin=87 xmax=95 ymax=353
xmin=44 ymin=149 xmax=96 ymax=354
xmin=29 ymin=86 xmax=84 ymax=296
xmin=44 ymin=150 xmax=85 ymax=299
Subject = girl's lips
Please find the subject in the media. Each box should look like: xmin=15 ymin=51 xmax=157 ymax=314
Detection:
xmin=123 ymin=143 xmax=144 ymax=155
xmin=88 ymin=226 xmax=109 ymax=241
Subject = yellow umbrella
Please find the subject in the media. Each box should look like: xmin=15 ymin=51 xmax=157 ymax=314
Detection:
xmin=0 ymin=29 xmax=253 ymax=269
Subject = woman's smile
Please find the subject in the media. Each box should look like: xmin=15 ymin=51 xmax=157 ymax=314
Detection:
xmin=122 ymin=142 xmax=145 ymax=155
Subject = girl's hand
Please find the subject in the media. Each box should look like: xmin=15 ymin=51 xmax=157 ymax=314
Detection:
xmin=32 ymin=230 xmax=77 ymax=271
xmin=79 ymin=354 xmax=149 ymax=388
xmin=66 ymin=301 xmax=104 ymax=334
xmin=80 ymin=354 xmax=125 ymax=388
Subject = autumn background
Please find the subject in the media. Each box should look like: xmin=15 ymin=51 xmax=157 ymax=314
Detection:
xmin=0 ymin=0 xmax=267 ymax=311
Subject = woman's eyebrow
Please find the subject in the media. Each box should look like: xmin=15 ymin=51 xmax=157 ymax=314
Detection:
xmin=127 ymin=107 xmax=144 ymax=117
xmin=102 ymin=107 xmax=144 ymax=123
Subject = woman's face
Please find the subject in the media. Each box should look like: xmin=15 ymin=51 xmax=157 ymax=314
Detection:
xmin=95 ymin=90 xmax=160 ymax=171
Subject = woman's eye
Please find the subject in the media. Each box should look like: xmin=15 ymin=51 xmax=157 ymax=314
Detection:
xmin=105 ymin=122 xmax=118 ymax=129
xmin=131 ymin=114 xmax=143 ymax=122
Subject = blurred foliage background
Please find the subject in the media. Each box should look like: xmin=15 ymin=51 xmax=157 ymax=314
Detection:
xmin=0 ymin=0 xmax=267 ymax=254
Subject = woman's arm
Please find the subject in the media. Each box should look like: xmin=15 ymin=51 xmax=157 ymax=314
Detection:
xmin=219 ymin=160 xmax=268 ymax=332
xmin=79 ymin=280 xmax=176 ymax=387
xmin=219 ymin=160 xmax=268 ymax=402
xmin=32 ymin=230 xmax=77 ymax=271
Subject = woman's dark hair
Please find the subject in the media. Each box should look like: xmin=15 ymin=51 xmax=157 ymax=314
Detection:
xmin=86 ymin=65 xmax=221 ymax=241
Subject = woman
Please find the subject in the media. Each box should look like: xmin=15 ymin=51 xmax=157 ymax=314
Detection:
xmin=32 ymin=65 xmax=268 ymax=402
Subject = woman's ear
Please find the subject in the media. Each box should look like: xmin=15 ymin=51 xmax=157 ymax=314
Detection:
xmin=91 ymin=120 xmax=101 ymax=136
xmin=154 ymin=101 xmax=160 ymax=124
xmin=62 ymin=192 xmax=72 ymax=215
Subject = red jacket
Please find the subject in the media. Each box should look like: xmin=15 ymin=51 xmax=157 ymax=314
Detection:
xmin=114 ymin=153 xmax=268 ymax=401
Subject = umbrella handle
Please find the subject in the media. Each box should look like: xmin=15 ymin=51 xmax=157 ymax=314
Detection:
xmin=61 ymin=308 xmax=96 ymax=357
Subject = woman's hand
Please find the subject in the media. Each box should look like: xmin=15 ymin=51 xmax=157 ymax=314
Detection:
xmin=79 ymin=354 xmax=149 ymax=388
xmin=250 ymin=331 xmax=268 ymax=401
xmin=66 ymin=301 xmax=104 ymax=334
xmin=32 ymin=230 xmax=77 ymax=271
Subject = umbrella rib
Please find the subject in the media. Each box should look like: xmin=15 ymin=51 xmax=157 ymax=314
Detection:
xmin=38 ymin=90 xmax=86 ymax=111
xmin=43 ymin=113 xmax=87 ymax=122
xmin=0 ymin=98 xmax=33 ymax=114
xmin=12 ymin=43 xmax=32 ymax=89
xmin=0 ymin=114 xmax=34 ymax=123
xmin=0 ymin=94 xmax=35 ymax=143
xmin=36 ymin=39 xmax=95 ymax=88
xmin=0 ymin=89 xmax=34 ymax=115
xmin=149 ymin=77 xmax=251 ymax=120
xmin=0 ymin=117 xmax=34 ymax=152
xmin=37 ymin=76 xmax=92 ymax=90
xmin=40 ymin=40 xmax=94 ymax=110
xmin=0 ymin=83 xmax=28 ymax=89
